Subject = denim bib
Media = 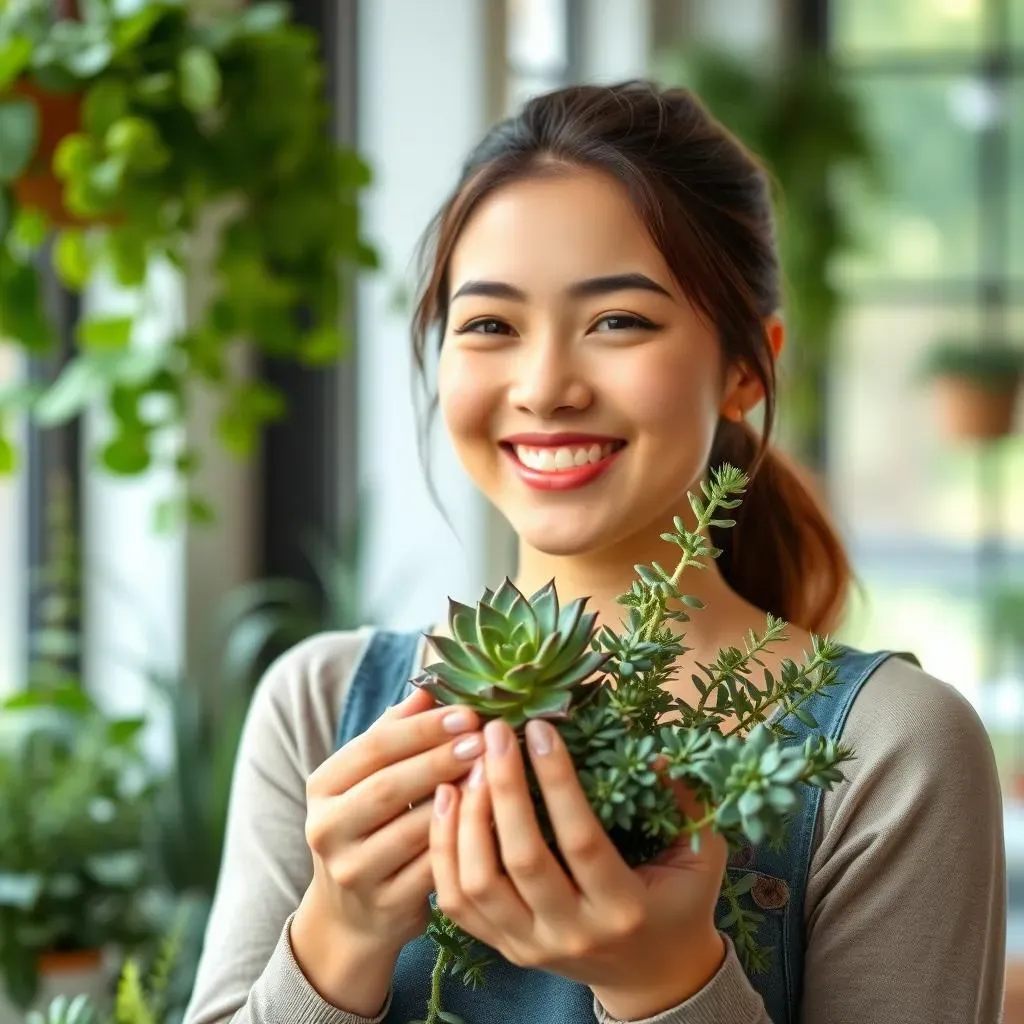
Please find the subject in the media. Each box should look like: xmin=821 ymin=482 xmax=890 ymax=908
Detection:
xmin=336 ymin=630 xmax=914 ymax=1023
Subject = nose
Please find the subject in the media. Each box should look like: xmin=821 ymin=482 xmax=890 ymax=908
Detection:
xmin=507 ymin=334 xmax=592 ymax=417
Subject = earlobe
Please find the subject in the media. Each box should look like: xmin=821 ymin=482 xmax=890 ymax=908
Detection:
xmin=765 ymin=315 xmax=785 ymax=361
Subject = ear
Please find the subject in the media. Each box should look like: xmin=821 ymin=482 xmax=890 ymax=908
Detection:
xmin=718 ymin=315 xmax=785 ymax=421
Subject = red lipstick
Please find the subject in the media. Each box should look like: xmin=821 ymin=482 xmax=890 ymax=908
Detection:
xmin=500 ymin=435 xmax=626 ymax=492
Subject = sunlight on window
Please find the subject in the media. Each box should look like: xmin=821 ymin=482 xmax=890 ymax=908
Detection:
xmin=0 ymin=348 xmax=25 ymax=694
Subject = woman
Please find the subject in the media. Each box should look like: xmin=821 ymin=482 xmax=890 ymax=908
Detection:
xmin=185 ymin=81 xmax=1005 ymax=1024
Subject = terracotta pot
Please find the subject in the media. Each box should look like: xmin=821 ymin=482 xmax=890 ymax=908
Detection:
xmin=0 ymin=948 xmax=109 ymax=1024
xmin=9 ymin=78 xmax=85 ymax=227
xmin=933 ymin=375 xmax=1020 ymax=441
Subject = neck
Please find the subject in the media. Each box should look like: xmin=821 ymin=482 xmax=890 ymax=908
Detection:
xmin=512 ymin=524 xmax=752 ymax=657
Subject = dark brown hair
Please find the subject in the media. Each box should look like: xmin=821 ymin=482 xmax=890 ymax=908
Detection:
xmin=411 ymin=80 xmax=850 ymax=634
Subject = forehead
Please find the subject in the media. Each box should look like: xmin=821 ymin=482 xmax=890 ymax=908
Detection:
xmin=447 ymin=168 xmax=678 ymax=294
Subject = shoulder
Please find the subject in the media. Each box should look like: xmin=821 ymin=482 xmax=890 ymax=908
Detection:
xmin=840 ymin=649 xmax=995 ymax=781
xmin=813 ymin=648 xmax=1002 ymax=863
xmin=241 ymin=628 xmax=378 ymax=779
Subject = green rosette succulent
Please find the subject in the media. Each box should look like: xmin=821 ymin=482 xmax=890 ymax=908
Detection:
xmin=412 ymin=578 xmax=611 ymax=727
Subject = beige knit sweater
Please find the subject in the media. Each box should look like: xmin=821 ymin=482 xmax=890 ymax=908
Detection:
xmin=183 ymin=629 xmax=1006 ymax=1024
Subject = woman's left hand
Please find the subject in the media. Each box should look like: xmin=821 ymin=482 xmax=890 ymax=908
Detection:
xmin=429 ymin=717 xmax=729 ymax=1021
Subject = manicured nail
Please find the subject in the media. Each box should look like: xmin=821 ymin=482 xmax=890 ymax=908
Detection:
xmin=526 ymin=720 xmax=554 ymax=756
xmin=484 ymin=720 xmax=511 ymax=755
xmin=468 ymin=759 xmax=485 ymax=789
xmin=443 ymin=709 xmax=475 ymax=734
xmin=453 ymin=734 xmax=483 ymax=759
xmin=434 ymin=785 xmax=452 ymax=817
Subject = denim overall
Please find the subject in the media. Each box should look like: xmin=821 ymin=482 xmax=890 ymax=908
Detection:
xmin=336 ymin=630 xmax=915 ymax=1024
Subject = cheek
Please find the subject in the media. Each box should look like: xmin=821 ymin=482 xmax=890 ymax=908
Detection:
xmin=438 ymin=350 xmax=498 ymax=450
xmin=617 ymin=343 xmax=721 ymax=443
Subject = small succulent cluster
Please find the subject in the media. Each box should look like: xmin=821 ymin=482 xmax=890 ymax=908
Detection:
xmin=409 ymin=464 xmax=852 ymax=1024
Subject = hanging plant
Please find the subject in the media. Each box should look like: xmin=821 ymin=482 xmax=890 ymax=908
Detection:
xmin=920 ymin=340 xmax=1024 ymax=441
xmin=653 ymin=46 xmax=881 ymax=471
xmin=0 ymin=0 xmax=377 ymax=513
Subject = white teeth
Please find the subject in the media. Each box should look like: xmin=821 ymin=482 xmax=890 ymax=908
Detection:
xmin=513 ymin=442 xmax=620 ymax=472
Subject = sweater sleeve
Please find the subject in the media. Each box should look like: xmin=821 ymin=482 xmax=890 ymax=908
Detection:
xmin=183 ymin=629 xmax=389 ymax=1024
xmin=593 ymin=658 xmax=1006 ymax=1024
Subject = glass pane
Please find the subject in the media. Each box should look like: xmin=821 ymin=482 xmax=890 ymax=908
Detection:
xmin=507 ymin=0 xmax=568 ymax=76
xmin=1011 ymin=79 xmax=1024 ymax=279
xmin=832 ymin=76 xmax=981 ymax=282
xmin=830 ymin=302 xmax=1024 ymax=546
xmin=0 ymin=348 xmax=24 ymax=694
xmin=832 ymin=0 xmax=985 ymax=53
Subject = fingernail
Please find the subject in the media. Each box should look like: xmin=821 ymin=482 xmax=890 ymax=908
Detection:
xmin=526 ymin=719 xmax=554 ymax=756
xmin=453 ymin=734 xmax=483 ymax=760
xmin=442 ymin=709 xmax=475 ymax=734
xmin=434 ymin=785 xmax=452 ymax=817
xmin=484 ymin=720 xmax=511 ymax=755
xmin=468 ymin=759 xmax=485 ymax=789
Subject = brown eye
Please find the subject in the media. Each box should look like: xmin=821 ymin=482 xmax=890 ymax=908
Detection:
xmin=592 ymin=315 xmax=656 ymax=333
xmin=456 ymin=318 xmax=513 ymax=336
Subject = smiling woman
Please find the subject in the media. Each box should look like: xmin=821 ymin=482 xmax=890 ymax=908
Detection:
xmin=183 ymin=79 xmax=1004 ymax=1024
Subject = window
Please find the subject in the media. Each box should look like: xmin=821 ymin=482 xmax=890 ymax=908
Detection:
xmin=0 ymin=348 xmax=25 ymax=694
xmin=829 ymin=0 xmax=1024 ymax=795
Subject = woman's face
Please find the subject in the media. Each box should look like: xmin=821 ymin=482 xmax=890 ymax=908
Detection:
xmin=438 ymin=167 xmax=744 ymax=558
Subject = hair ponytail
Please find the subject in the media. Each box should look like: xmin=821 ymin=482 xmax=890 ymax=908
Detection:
xmin=708 ymin=420 xmax=851 ymax=635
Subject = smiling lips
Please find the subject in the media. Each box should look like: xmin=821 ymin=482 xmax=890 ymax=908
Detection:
xmin=500 ymin=433 xmax=626 ymax=491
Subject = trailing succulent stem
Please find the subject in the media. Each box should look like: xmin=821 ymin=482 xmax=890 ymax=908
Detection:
xmin=410 ymin=464 xmax=853 ymax=1024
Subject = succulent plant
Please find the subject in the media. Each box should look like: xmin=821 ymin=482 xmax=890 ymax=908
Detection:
xmin=412 ymin=578 xmax=611 ymax=727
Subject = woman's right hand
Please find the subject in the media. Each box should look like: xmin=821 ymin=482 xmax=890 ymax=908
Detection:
xmin=290 ymin=686 xmax=483 ymax=1014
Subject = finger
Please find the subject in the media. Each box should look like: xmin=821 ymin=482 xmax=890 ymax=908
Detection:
xmin=482 ymin=721 xmax=578 ymax=915
xmin=336 ymin=730 xmax=486 ymax=837
xmin=523 ymin=719 xmax=637 ymax=902
xmin=430 ymin=781 xmax=490 ymax=938
xmin=381 ymin=686 xmax=435 ymax=720
xmin=308 ymin=700 xmax=481 ymax=797
xmin=343 ymin=800 xmax=436 ymax=885
xmin=457 ymin=759 xmax=532 ymax=934
xmin=380 ymin=847 xmax=435 ymax=909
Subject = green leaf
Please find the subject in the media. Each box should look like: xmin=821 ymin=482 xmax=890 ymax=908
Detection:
xmin=792 ymin=706 xmax=819 ymax=729
xmin=730 ymin=872 xmax=758 ymax=897
xmin=99 ymin=430 xmax=150 ymax=474
xmin=34 ymin=358 xmax=107 ymax=425
xmin=76 ymin=315 xmax=133 ymax=351
xmin=0 ymin=432 xmax=17 ymax=474
xmin=298 ymin=326 xmax=349 ymax=366
xmin=0 ymin=99 xmax=39 ymax=183
xmin=178 ymin=46 xmax=222 ymax=113
xmin=104 ymin=117 xmax=168 ymax=173
xmin=0 ymin=37 xmax=33 ymax=92
xmin=83 ymin=79 xmax=129 ymax=138
xmin=0 ymin=185 xmax=10 ymax=240
xmin=437 ymin=1013 xmax=467 ymax=1024
xmin=53 ymin=229 xmax=94 ymax=289
xmin=240 ymin=2 xmax=290 ymax=33
xmin=53 ymin=134 xmax=98 ymax=181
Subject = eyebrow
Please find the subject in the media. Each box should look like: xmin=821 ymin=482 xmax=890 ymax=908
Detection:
xmin=450 ymin=272 xmax=673 ymax=303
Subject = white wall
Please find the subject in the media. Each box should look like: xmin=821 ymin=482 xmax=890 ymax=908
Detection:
xmin=579 ymin=0 xmax=652 ymax=83
xmin=356 ymin=0 xmax=502 ymax=629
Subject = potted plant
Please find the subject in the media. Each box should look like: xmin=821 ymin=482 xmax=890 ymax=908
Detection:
xmin=920 ymin=340 xmax=1024 ymax=441
xmin=0 ymin=684 xmax=159 ymax=1015
xmin=0 ymin=0 xmax=376 ymax=515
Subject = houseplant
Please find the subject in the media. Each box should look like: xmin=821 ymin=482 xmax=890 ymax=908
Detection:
xmin=920 ymin=340 xmax=1024 ymax=440
xmin=409 ymin=465 xmax=852 ymax=1024
xmin=0 ymin=683 xmax=159 ymax=1011
xmin=652 ymin=46 xmax=880 ymax=472
xmin=0 ymin=0 xmax=375 ymax=509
